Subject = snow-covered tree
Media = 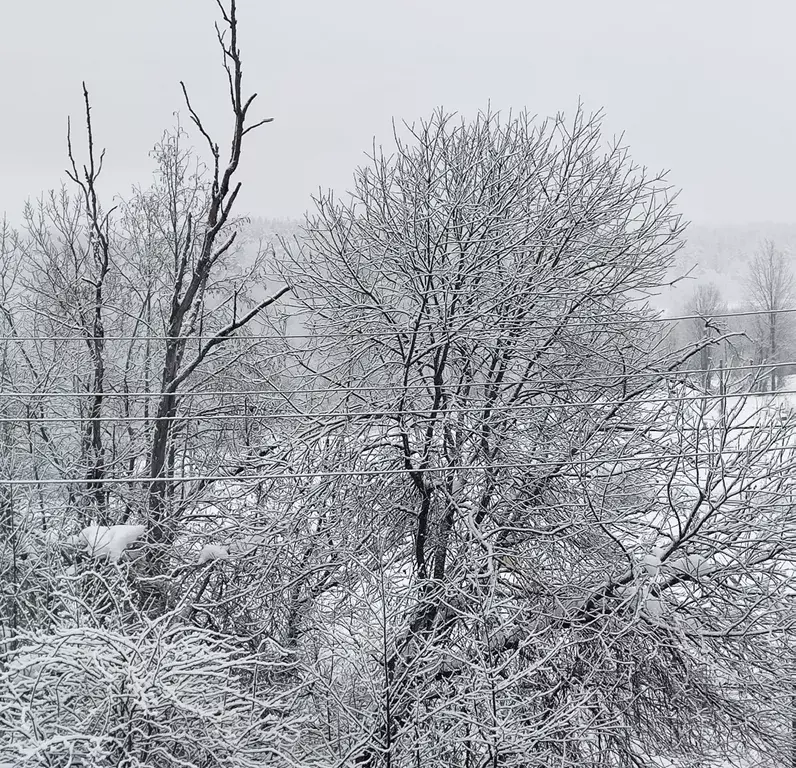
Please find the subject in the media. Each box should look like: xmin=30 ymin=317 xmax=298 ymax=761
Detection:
xmin=277 ymin=108 xmax=796 ymax=766
xmin=746 ymin=239 xmax=796 ymax=391
xmin=681 ymin=282 xmax=729 ymax=391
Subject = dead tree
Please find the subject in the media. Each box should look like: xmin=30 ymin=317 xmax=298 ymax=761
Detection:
xmin=140 ymin=0 xmax=289 ymax=608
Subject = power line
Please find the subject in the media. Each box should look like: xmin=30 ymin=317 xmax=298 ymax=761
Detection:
xmin=0 ymin=360 xmax=784 ymax=400
xmin=9 ymin=494 xmax=796 ymax=513
xmin=0 ymin=387 xmax=791 ymax=423
xmin=2 ymin=444 xmax=795 ymax=486
xmin=0 ymin=305 xmax=793 ymax=343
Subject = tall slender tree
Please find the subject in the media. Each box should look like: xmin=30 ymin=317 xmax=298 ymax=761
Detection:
xmin=682 ymin=282 xmax=727 ymax=391
xmin=746 ymin=239 xmax=795 ymax=391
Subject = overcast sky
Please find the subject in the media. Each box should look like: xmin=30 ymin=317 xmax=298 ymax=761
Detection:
xmin=1 ymin=0 xmax=794 ymax=227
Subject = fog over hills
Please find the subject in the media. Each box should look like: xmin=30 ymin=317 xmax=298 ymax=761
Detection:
xmin=653 ymin=222 xmax=796 ymax=315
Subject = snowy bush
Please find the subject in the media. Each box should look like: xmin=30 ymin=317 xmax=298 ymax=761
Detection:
xmin=0 ymin=625 xmax=314 ymax=768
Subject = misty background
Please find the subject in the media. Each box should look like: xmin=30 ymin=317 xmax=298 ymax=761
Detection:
xmin=2 ymin=0 xmax=796 ymax=316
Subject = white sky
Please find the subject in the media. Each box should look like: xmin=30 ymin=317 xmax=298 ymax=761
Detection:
xmin=1 ymin=0 xmax=794 ymax=226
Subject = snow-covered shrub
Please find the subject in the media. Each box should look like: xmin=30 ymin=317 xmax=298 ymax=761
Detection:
xmin=0 ymin=624 xmax=315 ymax=768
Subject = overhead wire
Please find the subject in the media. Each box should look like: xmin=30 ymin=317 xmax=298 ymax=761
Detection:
xmin=0 ymin=386 xmax=791 ymax=423
xmin=0 ymin=307 xmax=794 ymax=484
xmin=0 ymin=304 xmax=792 ymax=342
xmin=0 ymin=359 xmax=788 ymax=400
xmin=3 ymin=442 xmax=796 ymax=486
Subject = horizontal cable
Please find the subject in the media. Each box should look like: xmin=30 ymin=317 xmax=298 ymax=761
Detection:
xmin=9 ymin=499 xmax=796 ymax=513
xmin=0 ymin=306 xmax=793 ymax=342
xmin=0 ymin=387 xmax=791 ymax=423
xmin=2 ymin=445 xmax=795 ymax=486
xmin=0 ymin=361 xmax=785 ymax=400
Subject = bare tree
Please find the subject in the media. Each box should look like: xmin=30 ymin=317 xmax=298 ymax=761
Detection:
xmin=682 ymin=282 xmax=728 ymax=391
xmin=141 ymin=0 xmax=290 ymax=596
xmin=273 ymin=107 xmax=796 ymax=766
xmin=0 ymin=0 xmax=292 ymax=623
xmin=746 ymin=239 xmax=795 ymax=391
xmin=0 ymin=0 xmax=310 ymax=762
